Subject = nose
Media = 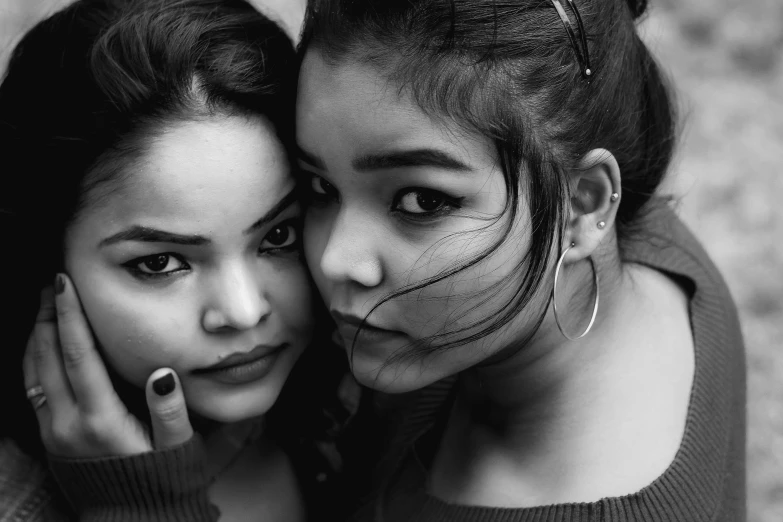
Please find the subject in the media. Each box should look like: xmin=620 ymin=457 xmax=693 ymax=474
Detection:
xmin=318 ymin=208 xmax=383 ymax=289
xmin=202 ymin=261 xmax=271 ymax=332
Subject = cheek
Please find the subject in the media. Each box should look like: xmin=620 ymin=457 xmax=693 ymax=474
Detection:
xmin=303 ymin=212 xmax=330 ymax=289
xmin=392 ymin=219 xmax=530 ymax=333
xmin=266 ymin=259 xmax=315 ymax=334
xmin=71 ymin=274 xmax=196 ymax=387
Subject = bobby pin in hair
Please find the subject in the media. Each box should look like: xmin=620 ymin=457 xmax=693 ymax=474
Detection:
xmin=550 ymin=0 xmax=592 ymax=80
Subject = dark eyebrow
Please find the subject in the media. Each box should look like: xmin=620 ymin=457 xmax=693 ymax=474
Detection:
xmin=243 ymin=187 xmax=299 ymax=235
xmin=296 ymin=145 xmax=326 ymax=170
xmin=99 ymin=228 xmax=210 ymax=248
xmin=353 ymin=149 xmax=472 ymax=173
xmin=99 ymin=188 xmax=298 ymax=248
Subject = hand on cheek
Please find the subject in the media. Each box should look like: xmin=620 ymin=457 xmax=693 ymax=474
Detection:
xmin=22 ymin=274 xmax=195 ymax=458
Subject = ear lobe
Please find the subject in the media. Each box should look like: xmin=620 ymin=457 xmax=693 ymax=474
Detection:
xmin=563 ymin=148 xmax=621 ymax=260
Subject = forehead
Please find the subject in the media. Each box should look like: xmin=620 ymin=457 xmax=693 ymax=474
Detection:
xmin=297 ymin=50 xmax=466 ymax=153
xmin=298 ymin=52 xmax=418 ymax=132
xmin=82 ymin=116 xmax=291 ymax=228
xmin=296 ymin=51 xmax=495 ymax=166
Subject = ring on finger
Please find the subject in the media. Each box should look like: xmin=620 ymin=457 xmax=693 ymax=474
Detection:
xmin=26 ymin=385 xmax=48 ymax=410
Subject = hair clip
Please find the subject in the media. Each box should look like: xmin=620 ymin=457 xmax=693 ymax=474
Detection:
xmin=550 ymin=0 xmax=592 ymax=80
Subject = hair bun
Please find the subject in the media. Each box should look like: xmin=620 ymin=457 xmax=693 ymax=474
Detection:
xmin=626 ymin=0 xmax=648 ymax=20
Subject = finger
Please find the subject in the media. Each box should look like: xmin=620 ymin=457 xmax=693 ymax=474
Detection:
xmin=145 ymin=369 xmax=193 ymax=450
xmin=23 ymin=296 xmax=53 ymax=428
xmin=35 ymin=285 xmax=57 ymax=324
xmin=54 ymin=273 xmax=115 ymax=413
xmin=31 ymin=286 xmax=76 ymax=413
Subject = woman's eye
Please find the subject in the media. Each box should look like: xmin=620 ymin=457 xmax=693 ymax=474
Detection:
xmin=260 ymin=223 xmax=298 ymax=250
xmin=396 ymin=189 xmax=450 ymax=215
xmin=129 ymin=254 xmax=188 ymax=276
xmin=309 ymin=175 xmax=338 ymax=199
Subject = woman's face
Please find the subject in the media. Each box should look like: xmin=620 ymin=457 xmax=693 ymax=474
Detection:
xmin=297 ymin=52 xmax=548 ymax=392
xmin=64 ymin=115 xmax=314 ymax=423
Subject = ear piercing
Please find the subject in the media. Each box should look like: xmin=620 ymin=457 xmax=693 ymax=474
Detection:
xmin=596 ymin=193 xmax=618 ymax=229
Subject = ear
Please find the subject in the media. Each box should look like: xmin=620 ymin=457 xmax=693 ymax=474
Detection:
xmin=563 ymin=148 xmax=621 ymax=261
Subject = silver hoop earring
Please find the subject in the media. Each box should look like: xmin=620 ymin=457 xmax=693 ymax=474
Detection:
xmin=552 ymin=242 xmax=600 ymax=341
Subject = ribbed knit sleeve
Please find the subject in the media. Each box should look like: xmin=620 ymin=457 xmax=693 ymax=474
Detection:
xmin=47 ymin=436 xmax=219 ymax=522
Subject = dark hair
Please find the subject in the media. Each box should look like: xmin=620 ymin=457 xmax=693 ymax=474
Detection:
xmin=300 ymin=0 xmax=676 ymax=355
xmin=627 ymin=0 xmax=649 ymax=20
xmin=0 ymin=0 xmax=298 ymax=456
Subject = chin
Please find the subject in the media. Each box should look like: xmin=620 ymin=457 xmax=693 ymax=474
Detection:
xmin=350 ymin=357 xmax=440 ymax=394
xmin=187 ymin=387 xmax=282 ymax=424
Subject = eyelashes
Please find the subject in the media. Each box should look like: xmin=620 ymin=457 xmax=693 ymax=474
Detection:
xmin=258 ymin=219 xmax=300 ymax=252
xmin=122 ymin=219 xmax=303 ymax=282
xmin=308 ymin=175 xmax=338 ymax=200
xmin=392 ymin=188 xmax=463 ymax=218
xmin=123 ymin=253 xmax=190 ymax=280
xmin=302 ymin=171 xmax=463 ymax=219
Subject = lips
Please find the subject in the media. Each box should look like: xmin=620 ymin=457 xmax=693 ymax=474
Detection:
xmin=331 ymin=310 xmax=390 ymax=332
xmin=194 ymin=343 xmax=287 ymax=373
xmin=330 ymin=310 xmax=405 ymax=346
xmin=191 ymin=343 xmax=289 ymax=386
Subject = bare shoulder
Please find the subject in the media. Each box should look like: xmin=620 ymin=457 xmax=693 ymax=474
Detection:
xmin=560 ymin=262 xmax=697 ymax=500
xmin=616 ymin=262 xmax=695 ymax=470
xmin=626 ymin=261 xmax=694 ymax=352
xmin=554 ymin=262 xmax=696 ymax=500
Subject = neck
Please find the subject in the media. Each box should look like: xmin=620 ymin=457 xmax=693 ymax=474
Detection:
xmin=433 ymin=250 xmax=695 ymax=505
xmin=198 ymin=416 xmax=266 ymax=480
xmin=453 ymin=253 xmax=632 ymax=451
xmin=454 ymin=321 xmax=607 ymax=446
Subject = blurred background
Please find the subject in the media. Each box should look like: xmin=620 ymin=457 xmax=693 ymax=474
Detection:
xmin=1 ymin=0 xmax=781 ymax=520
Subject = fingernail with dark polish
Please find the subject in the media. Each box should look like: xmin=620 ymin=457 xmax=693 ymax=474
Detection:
xmin=153 ymin=373 xmax=175 ymax=396
xmin=54 ymin=274 xmax=65 ymax=295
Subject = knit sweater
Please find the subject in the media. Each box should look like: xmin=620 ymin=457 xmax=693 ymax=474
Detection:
xmin=0 ymin=435 xmax=218 ymax=522
xmin=343 ymin=203 xmax=747 ymax=522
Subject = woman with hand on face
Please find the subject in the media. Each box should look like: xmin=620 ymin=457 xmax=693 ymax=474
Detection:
xmin=0 ymin=0 xmax=346 ymax=520
xmin=295 ymin=0 xmax=746 ymax=520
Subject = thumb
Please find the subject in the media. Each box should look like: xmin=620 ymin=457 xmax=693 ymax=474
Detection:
xmin=145 ymin=368 xmax=194 ymax=450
